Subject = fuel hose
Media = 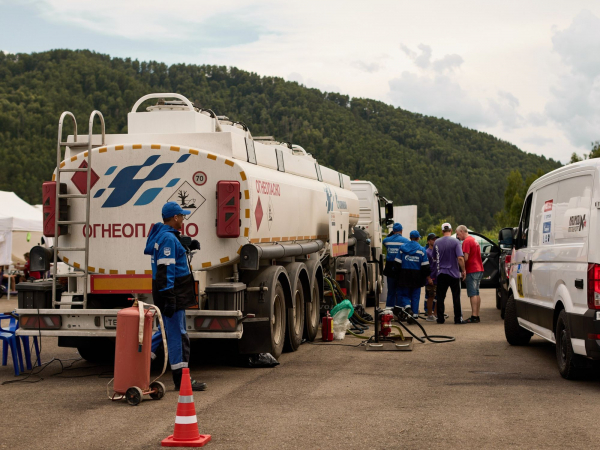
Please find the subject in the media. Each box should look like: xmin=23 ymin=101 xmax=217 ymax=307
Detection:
xmin=394 ymin=310 xmax=455 ymax=343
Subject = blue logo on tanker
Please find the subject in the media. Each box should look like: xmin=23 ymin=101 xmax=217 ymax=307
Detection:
xmin=93 ymin=154 xmax=190 ymax=207
xmin=324 ymin=186 xmax=334 ymax=212
xmin=324 ymin=186 xmax=347 ymax=212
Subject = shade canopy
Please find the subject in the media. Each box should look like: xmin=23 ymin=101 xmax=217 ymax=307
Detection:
xmin=0 ymin=191 xmax=44 ymax=265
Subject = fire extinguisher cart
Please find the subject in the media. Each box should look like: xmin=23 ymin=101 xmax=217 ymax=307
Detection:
xmin=110 ymin=302 xmax=168 ymax=405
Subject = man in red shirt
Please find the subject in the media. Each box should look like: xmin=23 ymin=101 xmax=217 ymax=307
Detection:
xmin=456 ymin=225 xmax=484 ymax=323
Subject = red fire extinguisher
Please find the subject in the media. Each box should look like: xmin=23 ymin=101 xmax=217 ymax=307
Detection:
xmin=322 ymin=311 xmax=333 ymax=341
xmin=110 ymin=301 xmax=168 ymax=405
xmin=380 ymin=312 xmax=393 ymax=337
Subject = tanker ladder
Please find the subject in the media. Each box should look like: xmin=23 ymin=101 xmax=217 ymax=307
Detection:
xmin=52 ymin=110 xmax=106 ymax=309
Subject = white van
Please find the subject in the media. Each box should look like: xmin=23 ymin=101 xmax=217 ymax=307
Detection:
xmin=505 ymin=159 xmax=600 ymax=379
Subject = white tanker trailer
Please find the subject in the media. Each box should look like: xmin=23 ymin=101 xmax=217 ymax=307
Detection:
xmin=17 ymin=93 xmax=394 ymax=360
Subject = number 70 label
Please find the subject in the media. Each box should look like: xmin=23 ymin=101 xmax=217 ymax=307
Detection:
xmin=193 ymin=171 xmax=207 ymax=186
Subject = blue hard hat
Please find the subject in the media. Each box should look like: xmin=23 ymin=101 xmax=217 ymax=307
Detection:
xmin=393 ymin=223 xmax=403 ymax=232
xmin=162 ymin=201 xmax=191 ymax=219
xmin=410 ymin=230 xmax=420 ymax=239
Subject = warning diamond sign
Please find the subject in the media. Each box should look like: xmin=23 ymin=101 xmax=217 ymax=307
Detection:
xmin=167 ymin=181 xmax=206 ymax=220
xmin=71 ymin=161 xmax=99 ymax=194
xmin=255 ymin=197 xmax=263 ymax=230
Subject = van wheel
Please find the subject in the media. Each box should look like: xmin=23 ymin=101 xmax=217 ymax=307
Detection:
xmin=504 ymin=293 xmax=532 ymax=345
xmin=495 ymin=288 xmax=502 ymax=310
xmin=270 ymin=281 xmax=287 ymax=359
xmin=556 ymin=310 xmax=584 ymax=380
xmin=284 ymin=282 xmax=305 ymax=352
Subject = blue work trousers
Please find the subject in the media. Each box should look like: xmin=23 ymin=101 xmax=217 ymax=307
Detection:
xmin=151 ymin=309 xmax=190 ymax=373
xmin=398 ymin=287 xmax=422 ymax=314
xmin=386 ymin=276 xmax=402 ymax=308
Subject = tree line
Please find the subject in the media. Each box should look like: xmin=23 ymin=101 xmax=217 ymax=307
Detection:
xmin=0 ymin=49 xmax=561 ymax=234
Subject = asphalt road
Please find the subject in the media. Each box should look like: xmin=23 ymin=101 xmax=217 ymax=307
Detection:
xmin=1 ymin=289 xmax=600 ymax=450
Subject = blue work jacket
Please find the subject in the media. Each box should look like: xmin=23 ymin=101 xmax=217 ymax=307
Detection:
xmin=144 ymin=223 xmax=196 ymax=312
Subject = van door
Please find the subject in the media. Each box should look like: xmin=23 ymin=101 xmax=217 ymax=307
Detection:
xmin=469 ymin=232 xmax=500 ymax=289
xmin=514 ymin=193 xmax=534 ymax=303
xmin=541 ymin=175 xmax=593 ymax=315
xmin=528 ymin=181 xmax=559 ymax=307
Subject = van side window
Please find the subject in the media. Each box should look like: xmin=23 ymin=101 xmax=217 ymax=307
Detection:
xmin=517 ymin=193 xmax=533 ymax=249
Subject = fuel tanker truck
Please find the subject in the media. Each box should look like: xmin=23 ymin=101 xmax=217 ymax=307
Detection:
xmin=17 ymin=93 xmax=394 ymax=361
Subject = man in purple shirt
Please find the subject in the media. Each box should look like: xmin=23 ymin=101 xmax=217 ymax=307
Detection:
xmin=434 ymin=223 xmax=467 ymax=324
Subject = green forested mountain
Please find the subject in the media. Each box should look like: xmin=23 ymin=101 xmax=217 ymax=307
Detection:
xmin=0 ymin=49 xmax=560 ymax=231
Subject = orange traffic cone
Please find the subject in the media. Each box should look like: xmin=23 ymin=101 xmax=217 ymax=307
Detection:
xmin=161 ymin=368 xmax=211 ymax=447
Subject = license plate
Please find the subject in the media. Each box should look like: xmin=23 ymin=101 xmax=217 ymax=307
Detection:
xmin=104 ymin=316 xmax=118 ymax=329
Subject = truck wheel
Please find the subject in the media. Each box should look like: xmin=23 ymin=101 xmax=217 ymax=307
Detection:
xmin=556 ymin=310 xmax=584 ymax=379
xmin=77 ymin=338 xmax=115 ymax=363
xmin=304 ymin=280 xmax=320 ymax=342
xmin=504 ymin=293 xmax=532 ymax=345
xmin=349 ymin=269 xmax=359 ymax=305
xmin=270 ymin=281 xmax=287 ymax=359
xmin=358 ymin=268 xmax=367 ymax=308
xmin=285 ymin=282 xmax=305 ymax=352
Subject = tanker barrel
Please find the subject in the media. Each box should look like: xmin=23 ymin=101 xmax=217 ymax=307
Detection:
xmin=240 ymin=240 xmax=324 ymax=270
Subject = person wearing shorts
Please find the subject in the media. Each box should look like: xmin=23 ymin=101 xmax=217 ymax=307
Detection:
xmin=425 ymin=233 xmax=438 ymax=321
xmin=456 ymin=225 xmax=484 ymax=323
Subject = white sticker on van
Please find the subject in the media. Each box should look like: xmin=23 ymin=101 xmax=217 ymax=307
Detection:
xmin=568 ymin=214 xmax=586 ymax=233
xmin=542 ymin=199 xmax=553 ymax=245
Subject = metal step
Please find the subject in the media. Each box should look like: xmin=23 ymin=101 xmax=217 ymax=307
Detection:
xmin=57 ymin=273 xmax=87 ymax=278
xmin=57 ymin=194 xmax=87 ymax=199
xmin=59 ymin=141 xmax=101 ymax=149
xmin=58 ymin=168 xmax=88 ymax=173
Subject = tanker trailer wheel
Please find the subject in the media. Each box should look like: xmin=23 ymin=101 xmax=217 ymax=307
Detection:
xmin=270 ymin=281 xmax=287 ymax=359
xmin=76 ymin=338 xmax=115 ymax=363
xmin=149 ymin=381 xmax=166 ymax=400
xmin=284 ymin=282 xmax=305 ymax=352
xmin=304 ymin=279 xmax=320 ymax=342
xmin=358 ymin=268 xmax=367 ymax=308
xmin=126 ymin=387 xmax=143 ymax=406
xmin=349 ymin=268 xmax=359 ymax=306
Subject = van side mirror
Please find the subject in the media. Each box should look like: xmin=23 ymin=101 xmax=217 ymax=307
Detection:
xmin=498 ymin=227 xmax=514 ymax=248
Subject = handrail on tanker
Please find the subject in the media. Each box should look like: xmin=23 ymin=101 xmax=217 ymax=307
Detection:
xmin=130 ymin=93 xmax=195 ymax=113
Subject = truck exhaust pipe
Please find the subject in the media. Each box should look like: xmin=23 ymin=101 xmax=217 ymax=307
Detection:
xmin=240 ymin=240 xmax=325 ymax=270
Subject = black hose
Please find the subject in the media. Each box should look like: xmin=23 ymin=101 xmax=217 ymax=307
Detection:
xmin=394 ymin=310 xmax=455 ymax=343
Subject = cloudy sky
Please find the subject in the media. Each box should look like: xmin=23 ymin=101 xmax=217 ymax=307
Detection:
xmin=2 ymin=0 xmax=600 ymax=163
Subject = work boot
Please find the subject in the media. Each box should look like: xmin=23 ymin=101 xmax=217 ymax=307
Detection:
xmin=172 ymin=368 xmax=206 ymax=391
xmin=174 ymin=379 xmax=207 ymax=391
xmin=190 ymin=380 xmax=207 ymax=391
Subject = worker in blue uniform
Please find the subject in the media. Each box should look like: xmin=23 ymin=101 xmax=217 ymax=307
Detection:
xmin=382 ymin=223 xmax=410 ymax=308
xmin=145 ymin=202 xmax=206 ymax=391
xmin=396 ymin=230 xmax=432 ymax=319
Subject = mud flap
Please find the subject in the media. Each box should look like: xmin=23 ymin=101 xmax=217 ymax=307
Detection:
xmin=238 ymin=317 xmax=271 ymax=354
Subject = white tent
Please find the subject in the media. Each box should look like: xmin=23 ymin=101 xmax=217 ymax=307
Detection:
xmin=0 ymin=191 xmax=44 ymax=265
